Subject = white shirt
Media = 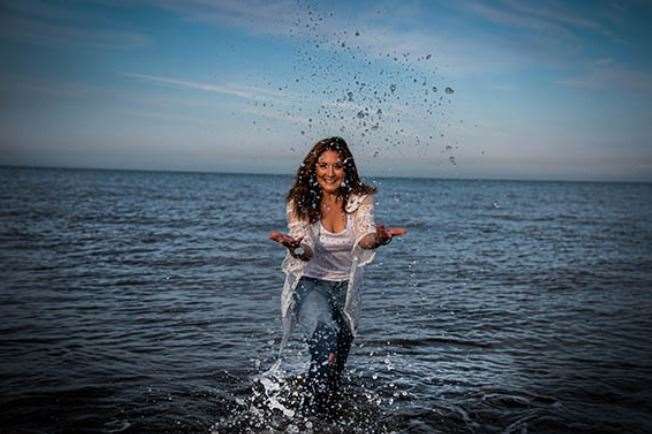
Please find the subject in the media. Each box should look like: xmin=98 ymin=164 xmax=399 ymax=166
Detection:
xmin=280 ymin=193 xmax=377 ymax=344
xmin=303 ymin=214 xmax=355 ymax=281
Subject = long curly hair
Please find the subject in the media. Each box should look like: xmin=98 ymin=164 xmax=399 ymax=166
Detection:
xmin=287 ymin=137 xmax=376 ymax=223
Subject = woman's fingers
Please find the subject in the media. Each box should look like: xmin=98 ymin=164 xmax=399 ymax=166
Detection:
xmin=269 ymin=231 xmax=287 ymax=243
xmin=375 ymin=225 xmax=407 ymax=248
xmin=376 ymin=225 xmax=407 ymax=239
xmin=388 ymin=227 xmax=407 ymax=237
xmin=268 ymin=231 xmax=303 ymax=249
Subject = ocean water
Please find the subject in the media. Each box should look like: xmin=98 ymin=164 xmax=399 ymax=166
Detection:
xmin=1 ymin=166 xmax=651 ymax=434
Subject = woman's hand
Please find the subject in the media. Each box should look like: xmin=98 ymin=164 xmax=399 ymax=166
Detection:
xmin=358 ymin=225 xmax=407 ymax=249
xmin=269 ymin=231 xmax=312 ymax=260
xmin=375 ymin=224 xmax=407 ymax=247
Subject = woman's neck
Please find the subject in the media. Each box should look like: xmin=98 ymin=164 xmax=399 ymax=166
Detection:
xmin=321 ymin=191 xmax=340 ymax=204
xmin=320 ymin=191 xmax=342 ymax=213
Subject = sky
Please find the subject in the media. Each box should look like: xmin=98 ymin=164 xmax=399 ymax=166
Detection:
xmin=1 ymin=0 xmax=651 ymax=182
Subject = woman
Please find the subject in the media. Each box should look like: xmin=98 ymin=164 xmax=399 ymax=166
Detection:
xmin=269 ymin=137 xmax=406 ymax=407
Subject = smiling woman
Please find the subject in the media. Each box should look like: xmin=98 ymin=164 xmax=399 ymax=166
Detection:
xmin=269 ymin=137 xmax=407 ymax=412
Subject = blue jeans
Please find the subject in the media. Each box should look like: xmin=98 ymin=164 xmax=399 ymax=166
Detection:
xmin=294 ymin=277 xmax=354 ymax=399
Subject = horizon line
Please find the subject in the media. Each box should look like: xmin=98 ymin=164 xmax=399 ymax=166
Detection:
xmin=0 ymin=163 xmax=650 ymax=185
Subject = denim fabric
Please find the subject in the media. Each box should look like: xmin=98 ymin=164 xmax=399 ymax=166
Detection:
xmin=293 ymin=277 xmax=354 ymax=402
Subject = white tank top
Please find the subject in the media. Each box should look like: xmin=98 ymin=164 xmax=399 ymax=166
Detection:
xmin=303 ymin=214 xmax=354 ymax=281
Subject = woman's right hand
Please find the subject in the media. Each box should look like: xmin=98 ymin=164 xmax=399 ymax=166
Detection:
xmin=269 ymin=231 xmax=312 ymax=260
xmin=269 ymin=231 xmax=303 ymax=250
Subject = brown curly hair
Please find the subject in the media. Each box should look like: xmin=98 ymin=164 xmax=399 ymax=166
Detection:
xmin=287 ymin=137 xmax=376 ymax=224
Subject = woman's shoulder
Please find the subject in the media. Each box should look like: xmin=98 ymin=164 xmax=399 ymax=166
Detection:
xmin=345 ymin=192 xmax=374 ymax=213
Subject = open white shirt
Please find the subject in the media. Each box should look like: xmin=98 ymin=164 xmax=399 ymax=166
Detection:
xmin=279 ymin=193 xmax=377 ymax=349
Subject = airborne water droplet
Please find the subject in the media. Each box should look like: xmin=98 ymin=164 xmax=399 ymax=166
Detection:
xmin=445 ymin=87 xmax=455 ymax=94
xmin=390 ymin=84 xmax=396 ymax=93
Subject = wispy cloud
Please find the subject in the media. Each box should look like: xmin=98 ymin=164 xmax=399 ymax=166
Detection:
xmin=457 ymin=0 xmax=612 ymax=39
xmin=152 ymin=0 xmax=302 ymax=36
xmin=122 ymin=73 xmax=284 ymax=100
xmin=143 ymin=0 xmax=584 ymax=77
xmin=556 ymin=59 xmax=652 ymax=93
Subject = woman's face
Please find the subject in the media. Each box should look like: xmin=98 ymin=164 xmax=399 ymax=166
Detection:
xmin=315 ymin=150 xmax=345 ymax=195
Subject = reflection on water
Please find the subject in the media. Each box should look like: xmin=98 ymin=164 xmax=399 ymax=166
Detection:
xmin=1 ymin=167 xmax=651 ymax=433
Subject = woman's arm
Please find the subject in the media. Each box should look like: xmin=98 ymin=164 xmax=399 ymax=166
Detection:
xmin=356 ymin=195 xmax=407 ymax=249
xmin=269 ymin=231 xmax=313 ymax=260
xmin=268 ymin=200 xmax=314 ymax=261
xmin=358 ymin=225 xmax=407 ymax=249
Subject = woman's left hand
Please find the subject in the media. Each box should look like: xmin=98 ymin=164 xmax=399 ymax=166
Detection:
xmin=375 ymin=224 xmax=407 ymax=246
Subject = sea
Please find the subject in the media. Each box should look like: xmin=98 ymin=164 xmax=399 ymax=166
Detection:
xmin=1 ymin=166 xmax=651 ymax=433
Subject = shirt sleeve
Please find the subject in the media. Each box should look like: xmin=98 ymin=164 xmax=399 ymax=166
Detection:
xmin=351 ymin=194 xmax=377 ymax=267
xmin=356 ymin=194 xmax=377 ymax=237
xmin=286 ymin=200 xmax=315 ymax=251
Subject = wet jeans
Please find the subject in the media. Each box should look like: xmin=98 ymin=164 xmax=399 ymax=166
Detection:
xmin=294 ymin=276 xmax=354 ymax=402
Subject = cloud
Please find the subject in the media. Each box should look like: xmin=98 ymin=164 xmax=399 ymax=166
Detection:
xmin=152 ymin=0 xmax=302 ymax=36
xmin=456 ymin=0 xmax=612 ymax=39
xmin=122 ymin=73 xmax=284 ymax=100
xmin=144 ymin=0 xmax=595 ymax=78
xmin=556 ymin=59 xmax=652 ymax=93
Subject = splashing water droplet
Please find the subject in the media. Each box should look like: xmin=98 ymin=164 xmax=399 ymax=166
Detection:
xmin=445 ymin=87 xmax=455 ymax=94
xmin=432 ymin=86 xmax=438 ymax=92
xmin=390 ymin=84 xmax=397 ymax=93
xmin=356 ymin=111 xmax=366 ymax=119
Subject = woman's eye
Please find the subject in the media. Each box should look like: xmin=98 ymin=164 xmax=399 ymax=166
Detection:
xmin=317 ymin=162 xmax=343 ymax=170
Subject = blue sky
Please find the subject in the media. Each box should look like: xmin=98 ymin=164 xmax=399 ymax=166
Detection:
xmin=1 ymin=0 xmax=651 ymax=181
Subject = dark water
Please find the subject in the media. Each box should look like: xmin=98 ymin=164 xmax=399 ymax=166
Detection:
xmin=1 ymin=167 xmax=651 ymax=433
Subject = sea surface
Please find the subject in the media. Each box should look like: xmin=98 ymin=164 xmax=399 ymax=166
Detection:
xmin=1 ymin=167 xmax=651 ymax=433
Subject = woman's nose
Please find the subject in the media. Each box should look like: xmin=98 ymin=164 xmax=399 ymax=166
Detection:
xmin=327 ymin=165 xmax=334 ymax=175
